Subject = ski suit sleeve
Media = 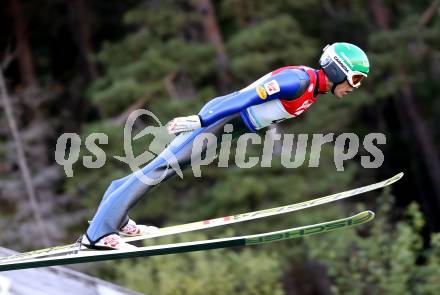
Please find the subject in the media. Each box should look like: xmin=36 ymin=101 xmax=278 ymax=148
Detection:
xmin=197 ymin=69 xmax=310 ymax=127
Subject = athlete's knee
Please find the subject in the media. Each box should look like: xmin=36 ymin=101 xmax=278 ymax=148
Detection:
xmin=108 ymin=179 xmax=124 ymax=191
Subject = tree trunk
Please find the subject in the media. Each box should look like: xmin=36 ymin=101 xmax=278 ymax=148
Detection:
xmin=0 ymin=66 xmax=50 ymax=247
xmin=370 ymin=0 xmax=440 ymax=225
xmin=67 ymin=0 xmax=98 ymax=80
xmin=4 ymin=1 xmax=66 ymax=246
xmin=8 ymin=0 xmax=37 ymax=87
xmin=196 ymin=0 xmax=231 ymax=92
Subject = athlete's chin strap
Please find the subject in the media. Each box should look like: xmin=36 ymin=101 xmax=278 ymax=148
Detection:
xmin=316 ymin=69 xmax=330 ymax=94
xmin=331 ymin=78 xmax=347 ymax=94
xmin=317 ymin=68 xmax=343 ymax=94
xmin=331 ymin=83 xmax=339 ymax=94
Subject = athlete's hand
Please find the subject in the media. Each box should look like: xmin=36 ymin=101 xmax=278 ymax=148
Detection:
xmin=166 ymin=115 xmax=202 ymax=134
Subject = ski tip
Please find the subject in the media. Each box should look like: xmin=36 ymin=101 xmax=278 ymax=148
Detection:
xmin=385 ymin=172 xmax=404 ymax=186
xmin=352 ymin=210 xmax=375 ymax=225
xmin=364 ymin=210 xmax=375 ymax=219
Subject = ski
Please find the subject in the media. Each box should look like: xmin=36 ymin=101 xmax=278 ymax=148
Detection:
xmin=0 ymin=172 xmax=403 ymax=263
xmin=0 ymin=210 xmax=374 ymax=272
xmin=123 ymin=172 xmax=402 ymax=243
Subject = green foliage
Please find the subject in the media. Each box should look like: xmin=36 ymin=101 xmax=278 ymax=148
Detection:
xmin=52 ymin=0 xmax=440 ymax=294
xmin=111 ymin=234 xmax=284 ymax=295
xmin=88 ymin=0 xmax=218 ymax=117
xmin=3 ymin=0 xmax=440 ymax=294
xmin=307 ymin=197 xmax=440 ymax=295
xmin=228 ymin=15 xmax=317 ymax=82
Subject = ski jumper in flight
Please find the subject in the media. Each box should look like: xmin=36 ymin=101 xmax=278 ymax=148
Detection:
xmin=82 ymin=42 xmax=370 ymax=250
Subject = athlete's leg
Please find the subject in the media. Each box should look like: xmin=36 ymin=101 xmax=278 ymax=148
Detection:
xmin=86 ymin=114 xmax=245 ymax=243
xmin=98 ymin=93 xmax=233 ymax=204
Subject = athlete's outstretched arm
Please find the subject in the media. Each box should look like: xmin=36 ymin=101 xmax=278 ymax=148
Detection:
xmin=166 ymin=69 xmax=309 ymax=133
xmin=198 ymin=69 xmax=309 ymax=126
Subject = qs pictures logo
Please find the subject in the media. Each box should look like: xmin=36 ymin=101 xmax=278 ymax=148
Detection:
xmin=55 ymin=109 xmax=183 ymax=185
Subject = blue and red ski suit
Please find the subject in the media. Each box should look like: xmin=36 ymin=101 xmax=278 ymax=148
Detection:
xmin=86 ymin=66 xmax=328 ymax=244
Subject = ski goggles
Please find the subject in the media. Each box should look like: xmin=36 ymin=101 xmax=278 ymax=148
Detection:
xmin=321 ymin=58 xmax=368 ymax=88
xmin=347 ymin=71 xmax=367 ymax=88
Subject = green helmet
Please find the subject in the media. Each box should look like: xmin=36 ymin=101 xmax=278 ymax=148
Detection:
xmin=319 ymin=42 xmax=370 ymax=88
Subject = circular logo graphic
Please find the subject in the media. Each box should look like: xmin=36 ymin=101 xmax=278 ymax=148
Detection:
xmin=256 ymin=86 xmax=267 ymax=100
xmin=114 ymin=109 xmax=183 ymax=185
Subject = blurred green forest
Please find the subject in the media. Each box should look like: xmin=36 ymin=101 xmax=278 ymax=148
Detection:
xmin=1 ymin=0 xmax=440 ymax=294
